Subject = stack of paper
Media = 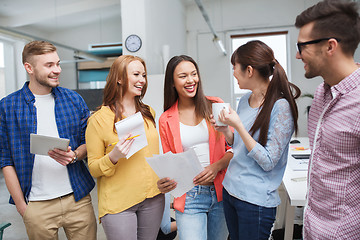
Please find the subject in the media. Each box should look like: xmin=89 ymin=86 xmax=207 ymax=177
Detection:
xmin=146 ymin=149 xmax=204 ymax=198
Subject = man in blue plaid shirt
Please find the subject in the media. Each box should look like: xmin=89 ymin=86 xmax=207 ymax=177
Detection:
xmin=0 ymin=41 xmax=97 ymax=239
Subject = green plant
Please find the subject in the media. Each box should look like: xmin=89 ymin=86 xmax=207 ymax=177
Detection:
xmin=301 ymin=93 xmax=314 ymax=99
xmin=301 ymin=93 xmax=314 ymax=115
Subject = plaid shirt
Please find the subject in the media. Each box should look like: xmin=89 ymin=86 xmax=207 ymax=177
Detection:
xmin=304 ymin=68 xmax=360 ymax=239
xmin=0 ymin=82 xmax=95 ymax=204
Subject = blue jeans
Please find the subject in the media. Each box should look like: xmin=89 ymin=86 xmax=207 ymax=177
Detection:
xmin=223 ymin=188 xmax=276 ymax=240
xmin=175 ymin=185 xmax=228 ymax=240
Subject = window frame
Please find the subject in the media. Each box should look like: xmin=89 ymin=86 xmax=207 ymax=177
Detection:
xmin=0 ymin=35 xmax=28 ymax=98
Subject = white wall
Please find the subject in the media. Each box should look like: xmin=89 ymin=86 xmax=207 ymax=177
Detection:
xmin=144 ymin=0 xmax=186 ymax=74
xmin=121 ymin=0 xmax=186 ymax=75
xmin=120 ymin=0 xmax=186 ymax=118
xmin=142 ymin=74 xmax=165 ymax=121
xmin=0 ymin=69 xmax=4 ymax=99
xmin=185 ymin=0 xmax=326 ymax=137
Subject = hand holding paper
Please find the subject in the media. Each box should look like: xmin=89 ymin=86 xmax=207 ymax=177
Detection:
xmin=157 ymin=177 xmax=177 ymax=194
xmin=108 ymin=133 xmax=135 ymax=163
xmin=30 ymin=133 xmax=70 ymax=156
xmin=146 ymin=149 xmax=204 ymax=198
xmin=48 ymin=146 xmax=74 ymax=166
xmin=193 ymin=164 xmax=218 ymax=185
xmin=114 ymin=112 xmax=148 ymax=158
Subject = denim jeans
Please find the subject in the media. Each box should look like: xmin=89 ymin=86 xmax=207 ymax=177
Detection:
xmin=223 ymin=188 xmax=276 ymax=240
xmin=175 ymin=185 xmax=228 ymax=240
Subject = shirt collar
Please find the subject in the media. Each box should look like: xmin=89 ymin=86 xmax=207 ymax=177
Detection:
xmin=21 ymin=81 xmax=61 ymax=104
xmin=333 ymin=67 xmax=360 ymax=94
xmin=166 ymin=100 xmax=179 ymax=118
xmin=323 ymin=67 xmax=360 ymax=99
xmin=22 ymin=82 xmax=35 ymax=104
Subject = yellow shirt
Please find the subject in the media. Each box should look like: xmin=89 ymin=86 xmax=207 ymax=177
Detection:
xmin=85 ymin=106 xmax=160 ymax=219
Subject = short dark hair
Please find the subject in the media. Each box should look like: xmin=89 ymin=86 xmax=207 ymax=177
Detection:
xmin=22 ymin=40 xmax=57 ymax=64
xmin=295 ymin=0 xmax=360 ymax=56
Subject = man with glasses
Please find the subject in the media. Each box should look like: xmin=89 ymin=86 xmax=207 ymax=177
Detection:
xmin=295 ymin=0 xmax=360 ymax=239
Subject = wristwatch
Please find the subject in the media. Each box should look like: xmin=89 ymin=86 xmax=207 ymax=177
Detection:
xmin=70 ymin=151 xmax=78 ymax=164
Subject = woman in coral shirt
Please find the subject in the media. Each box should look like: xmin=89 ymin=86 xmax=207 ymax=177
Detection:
xmin=157 ymin=55 xmax=232 ymax=240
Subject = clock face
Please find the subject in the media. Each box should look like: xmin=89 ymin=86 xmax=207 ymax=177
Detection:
xmin=125 ymin=34 xmax=142 ymax=52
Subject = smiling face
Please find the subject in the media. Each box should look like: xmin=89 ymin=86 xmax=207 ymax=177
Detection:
xmin=25 ymin=51 xmax=61 ymax=93
xmin=173 ymin=61 xmax=199 ymax=101
xmin=124 ymin=60 xmax=146 ymax=98
xmin=296 ymin=22 xmax=326 ymax=79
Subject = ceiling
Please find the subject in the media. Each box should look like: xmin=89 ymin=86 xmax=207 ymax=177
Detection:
xmin=0 ymin=0 xmax=196 ymax=34
xmin=0 ymin=0 xmax=197 ymax=61
xmin=0 ymin=0 xmax=122 ymax=33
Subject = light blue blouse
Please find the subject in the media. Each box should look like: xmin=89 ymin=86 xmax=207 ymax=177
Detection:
xmin=223 ymin=92 xmax=294 ymax=208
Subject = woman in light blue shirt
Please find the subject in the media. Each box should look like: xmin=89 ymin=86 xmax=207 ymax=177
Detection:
xmin=215 ymin=40 xmax=301 ymax=240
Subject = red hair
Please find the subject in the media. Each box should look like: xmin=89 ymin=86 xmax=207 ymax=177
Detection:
xmin=102 ymin=55 xmax=155 ymax=131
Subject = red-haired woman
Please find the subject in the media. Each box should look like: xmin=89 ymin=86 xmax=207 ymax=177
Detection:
xmin=157 ymin=55 xmax=232 ymax=240
xmin=86 ymin=55 xmax=164 ymax=240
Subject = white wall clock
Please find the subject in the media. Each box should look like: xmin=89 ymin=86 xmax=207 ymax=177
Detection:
xmin=125 ymin=34 xmax=142 ymax=52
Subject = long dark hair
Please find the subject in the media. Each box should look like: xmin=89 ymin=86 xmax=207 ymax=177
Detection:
xmin=163 ymin=55 xmax=213 ymax=122
xmin=102 ymin=55 xmax=155 ymax=131
xmin=231 ymin=40 xmax=301 ymax=146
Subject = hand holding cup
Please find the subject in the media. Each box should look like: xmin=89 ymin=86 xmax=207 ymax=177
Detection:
xmin=212 ymin=103 xmax=230 ymax=126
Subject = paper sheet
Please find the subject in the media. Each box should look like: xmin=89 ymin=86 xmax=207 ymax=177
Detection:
xmin=115 ymin=112 xmax=148 ymax=158
xmin=146 ymin=149 xmax=204 ymax=198
xmin=30 ymin=133 xmax=70 ymax=156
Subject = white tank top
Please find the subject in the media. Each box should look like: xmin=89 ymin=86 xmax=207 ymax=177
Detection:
xmin=28 ymin=93 xmax=73 ymax=201
xmin=180 ymin=119 xmax=210 ymax=168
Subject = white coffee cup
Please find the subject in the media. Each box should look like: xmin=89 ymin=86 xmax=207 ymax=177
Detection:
xmin=212 ymin=103 xmax=230 ymax=126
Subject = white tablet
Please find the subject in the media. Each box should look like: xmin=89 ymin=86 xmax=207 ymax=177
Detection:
xmin=30 ymin=133 xmax=70 ymax=156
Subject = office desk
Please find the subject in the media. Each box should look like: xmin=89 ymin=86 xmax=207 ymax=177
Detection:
xmin=282 ymin=137 xmax=309 ymax=240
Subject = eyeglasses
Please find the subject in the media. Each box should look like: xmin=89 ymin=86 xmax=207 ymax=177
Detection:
xmin=296 ymin=37 xmax=341 ymax=55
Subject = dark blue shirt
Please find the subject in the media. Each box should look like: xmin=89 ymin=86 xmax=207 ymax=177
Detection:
xmin=0 ymin=82 xmax=95 ymax=204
